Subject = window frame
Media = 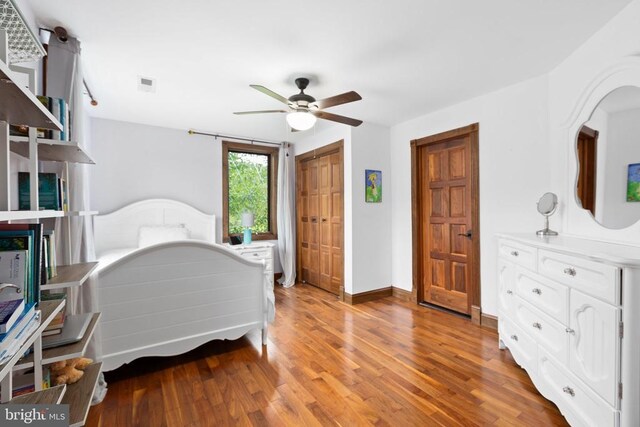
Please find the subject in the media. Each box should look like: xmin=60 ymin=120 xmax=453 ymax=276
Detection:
xmin=222 ymin=141 xmax=279 ymax=242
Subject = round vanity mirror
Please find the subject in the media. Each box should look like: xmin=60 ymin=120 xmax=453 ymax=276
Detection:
xmin=536 ymin=192 xmax=558 ymax=236
xmin=576 ymin=85 xmax=640 ymax=229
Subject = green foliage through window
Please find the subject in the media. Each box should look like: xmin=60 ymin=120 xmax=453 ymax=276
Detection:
xmin=228 ymin=151 xmax=270 ymax=234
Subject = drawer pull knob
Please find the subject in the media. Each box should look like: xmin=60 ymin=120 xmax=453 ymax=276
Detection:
xmin=506 ymin=290 xmax=513 ymax=295
xmin=565 ymin=327 xmax=575 ymax=335
xmin=532 ymin=322 xmax=542 ymax=330
xmin=510 ymin=251 xmax=519 ymax=257
xmin=253 ymin=253 xmax=259 ymax=257
xmin=510 ymin=334 xmax=518 ymax=341
xmin=562 ymin=386 xmax=575 ymax=397
xmin=532 ymin=288 xmax=542 ymax=295
xmin=563 ymin=267 xmax=577 ymax=277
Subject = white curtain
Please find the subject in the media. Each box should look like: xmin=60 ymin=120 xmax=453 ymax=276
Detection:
xmin=47 ymin=35 xmax=106 ymax=403
xmin=277 ymin=143 xmax=296 ymax=287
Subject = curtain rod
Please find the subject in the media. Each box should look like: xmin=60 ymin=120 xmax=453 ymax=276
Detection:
xmin=187 ymin=129 xmax=287 ymax=147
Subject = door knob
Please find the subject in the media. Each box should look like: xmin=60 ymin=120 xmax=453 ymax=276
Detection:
xmin=321 ymin=218 xmax=327 ymax=222
xmin=458 ymin=230 xmax=472 ymax=239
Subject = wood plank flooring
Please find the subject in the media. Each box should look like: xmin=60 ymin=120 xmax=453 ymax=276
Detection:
xmin=86 ymin=284 xmax=568 ymax=426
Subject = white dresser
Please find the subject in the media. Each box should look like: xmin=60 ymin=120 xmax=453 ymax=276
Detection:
xmin=497 ymin=233 xmax=640 ymax=427
xmin=225 ymin=242 xmax=275 ymax=288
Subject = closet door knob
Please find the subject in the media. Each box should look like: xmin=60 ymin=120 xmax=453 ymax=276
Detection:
xmin=532 ymin=322 xmax=542 ymax=330
xmin=506 ymin=290 xmax=513 ymax=295
xmin=510 ymin=251 xmax=519 ymax=257
xmin=321 ymin=218 xmax=327 ymax=222
xmin=563 ymin=267 xmax=577 ymax=277
xmin=565 ymin=327 xmax=575 ymax=335
xmin=510 ymin=334 xmax=518 ymax=341
xmin=562 ymin=386 xmax=575 ymax=397
xmin=532 ymin=288 xmax=542 ymax=295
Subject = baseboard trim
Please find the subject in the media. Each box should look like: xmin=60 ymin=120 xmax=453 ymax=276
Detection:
xmin=343 ymin=287 xmax=392 ymax=305
xmin=481 ymin=313 xmax=498 ymax=330
xmin=391 ymin=287 xmax=413 ymax=302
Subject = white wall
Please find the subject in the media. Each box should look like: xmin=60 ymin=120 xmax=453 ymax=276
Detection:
xmin=390 ymin=75 xmax=551 ymax=316
xmin=350 ymin=123 xmax=392 ymax=294
xmin=601 ymin=108 xmax=640 ymax=227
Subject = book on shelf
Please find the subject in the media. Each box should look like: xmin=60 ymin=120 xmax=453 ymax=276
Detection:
xmin=11 ymin=366 xmax=51 ymax=397
xmin=0 ymin=312 xmax=39 ymax=365
xmin=18 ymin=172 xmax=61 ymax=211
xmin=0 ymin=302 xmax=37 ymax=358
xmin=0 ymin=250 xmax=28 ymax=303
xmin=43 ymin=230 xmax=57 ymax=279
xmin=40 ymin=293 xmax=65 ymax=333
xmin=35 ymin=95 xmax=71 ymax=141
xmin=0 ymin=299 xmax=25 ymax=334
xmin=0 ymin=223 xmax=47 ymax=304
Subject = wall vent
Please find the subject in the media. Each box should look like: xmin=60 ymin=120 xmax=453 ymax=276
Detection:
xmin=138 ymin=76 xmax=156 ymax=93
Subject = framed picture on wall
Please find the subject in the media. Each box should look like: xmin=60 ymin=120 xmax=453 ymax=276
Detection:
xmin=365 ymin=169 xmax=382 ymax=203
xmin=627 ymin=163 xmax=640 ymax=202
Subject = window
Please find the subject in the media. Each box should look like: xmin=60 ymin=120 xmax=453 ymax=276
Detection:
xmin=222 ymin=141 xmax=278 ymax=242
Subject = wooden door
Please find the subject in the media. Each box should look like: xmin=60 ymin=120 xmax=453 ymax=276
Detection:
xmin=298 ymin=158 xmax=320 ymax=286
xmin=576 ymin=126 xmax=598 ymax=216
xmin=296 ymin=142 xmax=344 ymax=295
xmin=412 ymin=124 xmax=479 ymax=315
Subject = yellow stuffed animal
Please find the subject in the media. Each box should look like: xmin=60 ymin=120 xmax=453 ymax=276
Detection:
xmin=49 ymin=357 xmax=93 ymax=385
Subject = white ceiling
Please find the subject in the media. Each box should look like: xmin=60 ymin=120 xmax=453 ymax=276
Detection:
xmin=597 ymin=86 xmax=640 ymax=114
xmin=25 ymin=0 xmax=632 ymax=141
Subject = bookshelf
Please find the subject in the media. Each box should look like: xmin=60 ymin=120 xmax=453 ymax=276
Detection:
xmin=10 ymin=136 xmax=95 ymax=164
xmin=0 ymin=16 xmax=101 ymax=425
xmin=40 ymin=263 xmax=99 ymax=291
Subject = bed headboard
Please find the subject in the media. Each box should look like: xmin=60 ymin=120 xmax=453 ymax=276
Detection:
xmin=94 ymin=199 xmax=216 ymax=256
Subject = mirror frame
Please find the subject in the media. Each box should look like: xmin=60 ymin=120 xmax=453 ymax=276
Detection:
xmin=561 ymin=55 xmax=640 ymax=241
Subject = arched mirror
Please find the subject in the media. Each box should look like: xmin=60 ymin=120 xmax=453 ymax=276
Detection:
xmin=576 ymin=85 xmax=640 ymax=229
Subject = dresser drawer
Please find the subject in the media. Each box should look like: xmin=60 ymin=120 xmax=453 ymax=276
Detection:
xmin=538 ymin=349 xmax=616 ymax=427
xmin=514 ymin=297 xmax=568 ymax=365
xmin=497 ymin=259 xmax=516 ymax=316
xmin=500 ymin=317 xmax=537 ymax=375
xmin=498 ymin=240 xmax=537 ymax=271
xmin=538 ymin=249 xmax=621 ymax=305
xmin=515 ymin=267 xmax=569 ymax=325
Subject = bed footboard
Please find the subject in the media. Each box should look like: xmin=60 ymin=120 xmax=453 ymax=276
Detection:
xmin=98 ymin=241 xmax=268 ymax=371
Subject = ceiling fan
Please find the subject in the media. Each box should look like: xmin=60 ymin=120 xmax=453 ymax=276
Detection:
xmin=234 ymin=77 xmax=363 ymax=131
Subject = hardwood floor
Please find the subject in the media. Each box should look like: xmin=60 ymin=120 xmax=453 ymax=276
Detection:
xmin=86 ymin=284 xmax=568 ymax=426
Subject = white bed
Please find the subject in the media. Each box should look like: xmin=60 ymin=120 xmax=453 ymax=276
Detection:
xmin=94 ymin=199 xmax=273 ymax=372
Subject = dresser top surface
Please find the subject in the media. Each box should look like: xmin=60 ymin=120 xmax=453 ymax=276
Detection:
xmin=225 ymin=242 xmax=275 ymax=249
xmin=497 ymin=233 xmax=640 ymax=267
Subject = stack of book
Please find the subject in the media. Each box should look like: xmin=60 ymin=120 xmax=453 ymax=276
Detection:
xmin=0 ymin=224 xmax=58 ymax=305
xmin=17 ymin=172 xmax=68 ymax=212
xmin=0 ymin=302 xmax=38 ymax=365
xmin=12 ymin=365 xmax=51 ymax=397
xmin=41 ymin=293 xmax=66 ymax=337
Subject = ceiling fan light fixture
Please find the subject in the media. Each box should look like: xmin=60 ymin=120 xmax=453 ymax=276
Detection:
xmin=286 ymin=111 xmax=316 ymax=131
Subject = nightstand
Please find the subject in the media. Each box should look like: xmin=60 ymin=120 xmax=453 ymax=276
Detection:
xmin=225 ymin=242 xmax=275 ymax=287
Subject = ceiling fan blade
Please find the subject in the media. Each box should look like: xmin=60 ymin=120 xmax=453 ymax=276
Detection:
xmin=250 ymin=85 xmax=291 ymax=105
xmin=312 ymin=91 xmax=362 ymax=109
xmin=233 ymin=110 xmax=288 ymax=115
xmin=313 ymin=111 xmax=363 ymax=127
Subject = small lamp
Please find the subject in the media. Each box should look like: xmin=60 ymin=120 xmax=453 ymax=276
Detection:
xmin=241 ymin=212 xmax=254 ymax=245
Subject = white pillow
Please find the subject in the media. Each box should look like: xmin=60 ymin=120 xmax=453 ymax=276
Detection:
xmin=138 ymin=224 xmax=190 ymax=248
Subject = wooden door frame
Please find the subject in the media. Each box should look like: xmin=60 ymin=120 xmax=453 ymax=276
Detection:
xmin=295 ymin=140 xmax=345 ymax=297
xmin=410 ymin=124 xmax=481 ymax=320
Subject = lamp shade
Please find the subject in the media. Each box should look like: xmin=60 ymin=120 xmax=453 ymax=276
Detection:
xmin=286 ymin=111 xmax=316 ymax=131
xmin=241 ymin=212 xmax=254 ymax=227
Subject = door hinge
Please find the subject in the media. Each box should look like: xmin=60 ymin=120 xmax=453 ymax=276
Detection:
xmin=619 ymin=321 xmax=624 ymax=339
xmin=618 ymin=382 xmax=623 ymax=400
